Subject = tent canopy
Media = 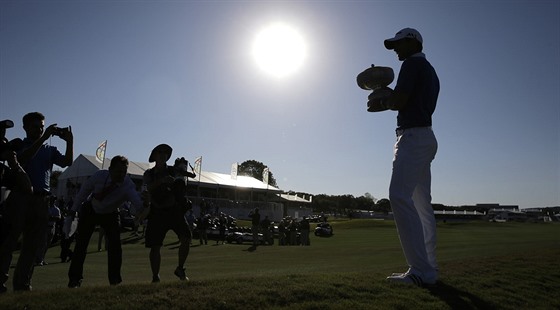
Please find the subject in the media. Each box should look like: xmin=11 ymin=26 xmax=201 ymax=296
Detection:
xmin=59 ymin=154 xmax=281 ymax=193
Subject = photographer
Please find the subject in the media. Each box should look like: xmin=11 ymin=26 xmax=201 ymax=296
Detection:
xmin=67 ymin=155 xmax=147 ymax=288
xmin=0 ymin=119 xmax=31 ymax=197
xmin=0 ymin=119 xmax=32 ymax=293
xmin=4 ymin=112 xmax=73 ymax=291
xmin=143 ymin=144 xmax=195 ymax=283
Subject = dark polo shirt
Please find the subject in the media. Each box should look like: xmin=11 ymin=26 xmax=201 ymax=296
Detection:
xmin=394 ymin=53 xmax=439 ymax=129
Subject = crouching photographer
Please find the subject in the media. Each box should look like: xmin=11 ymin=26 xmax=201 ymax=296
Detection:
xmin=143 ymin=144 xmax=196 ymax=283
xmin=67 ymin=155 xmax=147 ymax=288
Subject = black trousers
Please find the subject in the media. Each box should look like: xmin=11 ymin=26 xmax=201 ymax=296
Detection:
xmin=68 ymin=207 xmax=122 ymax=285
xmin=0 ymin=192 xmax=49 ymax=290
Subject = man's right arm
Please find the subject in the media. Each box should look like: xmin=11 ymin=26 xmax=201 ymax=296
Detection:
xmin=17 ymin=125 xmax=57 ymax=165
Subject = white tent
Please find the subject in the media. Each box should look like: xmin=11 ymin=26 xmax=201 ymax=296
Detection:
xmin=58 ymin=154 xmax=151 ymax=180
xmin=57 ymin=154 xmax=281 ymax=199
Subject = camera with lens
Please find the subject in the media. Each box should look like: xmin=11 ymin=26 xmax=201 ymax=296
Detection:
xmin=0 ymin=138 xmax=22 ymax=161
xmin=0 ymin=139 xmax=11 ymax=161
xmin=0 ymin=120 xmax=14 ymax=129
xmin=174 ymin=157 xmax=191 ymax=177
xmin=53 ymin=126 xmax=70 ymax=137
xmin=1 ymin=119 xmax=20 ymax=161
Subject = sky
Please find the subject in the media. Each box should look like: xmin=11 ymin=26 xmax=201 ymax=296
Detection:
xmin=1 ymin=0 xmax=558 ymax=209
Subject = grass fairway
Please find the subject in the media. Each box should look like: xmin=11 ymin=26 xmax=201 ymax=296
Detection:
xmin=0 ymin=220 xmax=559 ymax=309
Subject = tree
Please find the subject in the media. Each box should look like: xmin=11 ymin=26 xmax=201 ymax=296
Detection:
xmin=374 ymin=198 xmax=391 ymax=214
xmin=238 ymin=160 xmax=278 ymax=187
xmin=364 ymin=192 xmax=377 ymax=203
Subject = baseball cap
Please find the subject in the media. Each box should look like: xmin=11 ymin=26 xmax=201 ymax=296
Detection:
xmin=384 ymin=28 xmax=423 ymax=50
xmin=0 ymin=119 xmax=14 ymax=129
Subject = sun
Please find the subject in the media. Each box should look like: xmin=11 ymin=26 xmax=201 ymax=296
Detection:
xmin=252 ymin=22 xmax=307 ymax=78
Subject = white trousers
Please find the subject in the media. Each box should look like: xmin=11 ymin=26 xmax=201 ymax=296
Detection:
xmin=389 ymin=127 xmax=438 ymax=280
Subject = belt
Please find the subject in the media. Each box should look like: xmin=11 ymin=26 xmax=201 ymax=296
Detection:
xmin=395 ymin=126 xmax=432 ymax=136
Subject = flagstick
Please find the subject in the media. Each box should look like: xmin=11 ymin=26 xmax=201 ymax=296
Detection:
xmin=264 ymin=168 xmax=269 ymax=203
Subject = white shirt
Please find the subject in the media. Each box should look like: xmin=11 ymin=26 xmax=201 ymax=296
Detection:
xmin=72 ymin=170 xmax=144 ymax=215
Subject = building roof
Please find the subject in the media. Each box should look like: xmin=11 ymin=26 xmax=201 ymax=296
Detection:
xmin=279 ymin=193 xmax=312 ymax=203
xmin=59 ymin=154 xmax=281 ymax=193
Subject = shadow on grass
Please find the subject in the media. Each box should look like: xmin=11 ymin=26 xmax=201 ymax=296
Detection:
xmin=428 ymin=281 xmax=496 ymax=310
xmin=121 ymin=236 xmax=144 ymax=245
xmin=243 ymin=245 xmax=257 ymax=252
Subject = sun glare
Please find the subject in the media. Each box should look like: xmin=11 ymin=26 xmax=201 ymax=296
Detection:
xmin=252 ymin=23 xmax=307 ymax=78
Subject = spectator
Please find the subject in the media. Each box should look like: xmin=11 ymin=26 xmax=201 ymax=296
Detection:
xmin=216 ymin=213 xmax=227 ymax=245
xmin=299 ymin=217 xmax=310 ymax=246
xmin=278 ymin=220 xmax=286 ymax=246
xmin=3 ymin=112 xmax=72 ymax=292
xmin=35 ymin=197 xmax=61 ymax=265
xmin=249 ymin=208 xmax=260 ymax=247
xmin=185 ymin=210 xmax=195 ymax=235
xmin=261 ymin=216 xmax=271 ymax=245
xmin=289 ymin=219 xmax=298 ymax=246
xmin=59 ymin=202 xmax=75 ymax=263
xmin=198 ymin=215 xmax=208 ymax=245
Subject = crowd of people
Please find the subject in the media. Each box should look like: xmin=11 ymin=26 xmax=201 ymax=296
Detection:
xmin=276 ymin=216 xmax=311 ymax=246
xmin=0 ymin=114 xmax=201 ymax=292
xmin=0 ymin=112 xmax=323 ymax=294
xmin=186 ymin=210 xmax=315 ymax=247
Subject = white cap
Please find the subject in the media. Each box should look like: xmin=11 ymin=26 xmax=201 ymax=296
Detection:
xmin=384 ymin=28 xmax=423 ymax=49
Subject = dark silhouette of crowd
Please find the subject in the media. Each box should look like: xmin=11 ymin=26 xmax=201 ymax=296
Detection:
xmin=0 ymin=112 xmax=321 ymax=293
xmin=0 ymin=112 xmax=72 ymax=292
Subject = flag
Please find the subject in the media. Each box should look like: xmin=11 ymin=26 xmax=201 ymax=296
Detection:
xmin=231 ymin=162 xmax=238 ymax=180
xmin=95 ymin=140 xmax=107 ymax=164
xmin=193 ymin=156 xmax=202 ymax=181
xmin=194 ymin=156 xmax=202 ymax=175
xmin=263 ymin=167 xmax=269 ymax=185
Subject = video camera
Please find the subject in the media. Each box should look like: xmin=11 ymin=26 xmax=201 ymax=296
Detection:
xmin=173 ymin=157 xmax=195 ymax=177
xmin=0 ymin=119 xmax=22 ymax=161
xmin=0 ymin=120 xmax=14 ymax=129
xmin=0 ymin=139 xmax=23 ymax=161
